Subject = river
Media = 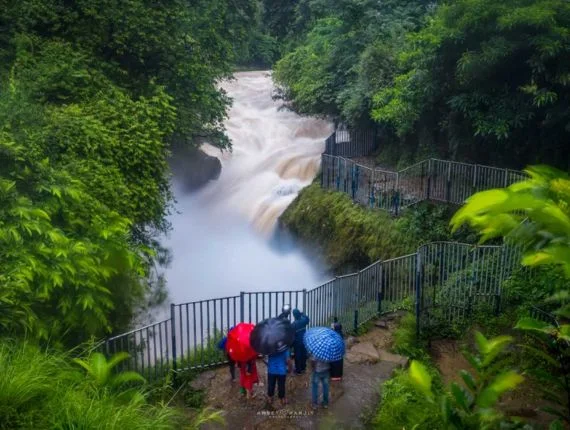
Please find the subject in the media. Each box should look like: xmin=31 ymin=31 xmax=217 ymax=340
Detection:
xmin=163 ymin=71 xmax=333 ymax=304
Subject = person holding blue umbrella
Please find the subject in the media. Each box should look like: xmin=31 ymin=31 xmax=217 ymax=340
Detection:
xmin=304 ymin=327 xmax=345 ymax=409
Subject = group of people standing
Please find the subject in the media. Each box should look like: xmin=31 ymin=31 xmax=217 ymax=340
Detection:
xmin=218 ymin=306 xmax=345 ymax=409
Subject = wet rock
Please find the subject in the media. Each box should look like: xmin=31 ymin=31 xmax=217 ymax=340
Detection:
xmin=345 ymin=336 xmax=357 ymax=348
xmin=380 ymin=310 xmax=408 ymax=321
xmin=377 ymin=349 xmax=409 ymax=368
xmin=374 ymin=320 xmax=388 ymax=329
xmin=346 ymin=342 xmax=380 ymax=364
xmin=189 ymin=370 xmax=217 ymax=390
xmin=170 ymin=146 xmax=222 ymax=192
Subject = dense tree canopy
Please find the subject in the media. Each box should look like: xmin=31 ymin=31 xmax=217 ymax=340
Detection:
xmin=0 ymin=0 xmax=255 ymax=343
xmin=274 ymin=0 xmax=570 ymax=170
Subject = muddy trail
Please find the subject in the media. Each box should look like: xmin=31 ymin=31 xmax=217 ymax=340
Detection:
xmin=192 ymin=314 xmax=408 ymax=430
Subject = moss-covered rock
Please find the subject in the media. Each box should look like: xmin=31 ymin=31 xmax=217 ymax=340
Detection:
xmin=280 ymin=183 xmax=413 ymax=271
xmin=280 ymin=182 xmax=477 ymax=272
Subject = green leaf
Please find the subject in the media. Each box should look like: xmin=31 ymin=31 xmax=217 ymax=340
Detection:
xmin=477 ymin=371 xmax=524 ymax=408
xmin=450 ymin=382 xmax=470 ymax=411
xmin=459 ymin=370 xmax=477 ymax=392
xmin=409 ymin=360 xmax=433 ymax=400
xmin=515 ymin=317 xmax=556 ymax=335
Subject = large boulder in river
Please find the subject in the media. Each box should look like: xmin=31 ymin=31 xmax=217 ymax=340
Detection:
xmin=169 ymin=146 xmax=222 ymax=192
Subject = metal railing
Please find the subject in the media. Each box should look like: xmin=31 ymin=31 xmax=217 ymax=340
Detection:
xmin=324 ymin=129 xmax=380 ymax=157
xmin=321 ymin=154 xmax=527 ymax=214
xmin=103 ymin=241 xmax=521 ymax=382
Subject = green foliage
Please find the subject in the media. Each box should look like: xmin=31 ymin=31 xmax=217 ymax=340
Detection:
xmin=3 ymin=0 xmax=258 ymax=148
xmin=392 ymin=313 xmax=429 ymax=361
xmin=515 ymin=318 xmax=570 ymax=426
xmin=73 ymin=352 xmax=146 ymax=403
xmin=452 ymin=166 xmax=570 ymax=278
xmin=452 ymin=165 xmax=570 ymax=427
xmin=502 ymin=265 xmax=566 ymax=310
xmin=409 ymin=333 xmax=526 ymax=429
xmin=275 ymin=0 xmax=428 ymax=124
xmin=281 ymin=185 xmax=476 ymax=271
xmin=0 ymin=0 xmax=258 ymax=343
xmin=396 ymin=202 xmax=478 ymax=245
xmin=0 ymin=341 xmax=220 ymax=430
xmin=0 ymin=133 xmax=147 ymax=342
xmin=371 ymin=0 xmax=570 ymax=168
xmin=276 ymin=0 xmax=570 ymax=169
xmin=280 ymin=182 xmax=414 ymax=270
xmin=372 ymin=366 xmax=444 ymax=429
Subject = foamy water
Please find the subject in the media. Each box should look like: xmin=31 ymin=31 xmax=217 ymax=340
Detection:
xmin=162 ymin=71 xmax=332 ymax=304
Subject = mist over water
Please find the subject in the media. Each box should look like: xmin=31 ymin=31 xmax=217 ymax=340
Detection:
xmin=163 ymin=71 xmax=333 ymax=305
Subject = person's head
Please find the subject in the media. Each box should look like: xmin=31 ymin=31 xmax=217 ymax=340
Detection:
xmin=282 ymin=304 xmax=291 ymax=315
xmin=333 ymin=317 xmax=338 ymax=323
xmin=293 ymin=309 xmax=302 ymax=320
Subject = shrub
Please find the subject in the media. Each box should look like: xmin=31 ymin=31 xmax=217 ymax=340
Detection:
xmin=0 ymin=340 xmax=221 ymax=430
xmin=372 ymin=368 xmax=444 ymax=429
xmin=392 ymin=313 xmax=430 ymax=361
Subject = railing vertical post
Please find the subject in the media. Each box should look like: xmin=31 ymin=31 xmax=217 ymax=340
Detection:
xmin=170 ymin=303 xmax=177 ymax=380
xmin=320 ymin=154 xmax=324 ymax=188
xmin=369 ymin=169 xmax=375 ymax=208
xmin=240 ymin=292 xmax=245 ymax=322
xmin=446 ymin=161 xmax=452 ymax=203
xmin=469 ymin=247 xmax=478 ymax=322
xmin=472 ymin=164 xmax=478 ymax=193
xmin=336 ymin=157 xmax=341 ymax=190
xmin=378 ymin=263 xmax=384 ymax=316
xmin=426 ymin=159 xmax=432 ymax=200
xmin=394 ymin=173 xmax=400 ymax=215
xmin=353 ymin=309 xmax=359 ymax=335
xmin=503 ymin=168 xmax=509 ymax=187
xmin=302 ymin=288 xmax=307 ymax=318
xmin=497 ymin=245 xmax=507 ymax=315
xmin=415 ymin=251 xmax=422 ymax=340
xmin=350 ymin=163 xmax=356 ymax=200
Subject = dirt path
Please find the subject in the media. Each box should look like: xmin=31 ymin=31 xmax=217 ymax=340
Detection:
xmin=193 ymin=316 xmax=408 ymax=430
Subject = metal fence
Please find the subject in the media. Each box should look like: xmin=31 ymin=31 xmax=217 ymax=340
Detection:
xmin=102 ymin=241 xmax=521 ymax=382
xmin=321 ymin=155 xmax=527 ymax=214
xmin=324 ymin=129 xmax=379 ymax=157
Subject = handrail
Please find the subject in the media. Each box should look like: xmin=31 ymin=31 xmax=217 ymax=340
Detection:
xmin=107 ymin=318 xmax=170 ymax=341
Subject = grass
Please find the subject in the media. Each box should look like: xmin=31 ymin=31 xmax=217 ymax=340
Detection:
xmin=371 ymin=367 xmax=444 ymax=430
xmin=0 ymin=340 xmax=223 ymax=430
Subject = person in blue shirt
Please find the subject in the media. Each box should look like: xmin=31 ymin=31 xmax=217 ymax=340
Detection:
xmin=292 ymin=309 xmax=310 ymax=374
xmin=311 ymin=355 xmax=330 ymax=409
xmin=266 ymin=348 xmax=291 ymax=406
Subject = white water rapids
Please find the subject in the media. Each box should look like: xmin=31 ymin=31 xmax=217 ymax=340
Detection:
xmin=163 ymin=71 xmax=333 ymax=304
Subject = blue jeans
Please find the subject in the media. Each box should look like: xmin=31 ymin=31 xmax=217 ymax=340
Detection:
xmin=311 ymin=371 xmax=330 ymax=406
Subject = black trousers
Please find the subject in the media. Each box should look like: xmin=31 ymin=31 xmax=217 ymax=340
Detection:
xmin=267 ymin=373 xmax=286 ymax=399
xmin=226 ymin=353 xmax=236 ymax=380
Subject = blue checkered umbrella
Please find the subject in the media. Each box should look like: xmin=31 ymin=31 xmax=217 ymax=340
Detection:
xmin=303 ymin=327 xmax=345 ymax=362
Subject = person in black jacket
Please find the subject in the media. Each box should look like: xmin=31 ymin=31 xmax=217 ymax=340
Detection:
xmin=292 ymin=309 xmax=310 ymax=374
xmin=278 ymin=304 xmax=291 ymax=320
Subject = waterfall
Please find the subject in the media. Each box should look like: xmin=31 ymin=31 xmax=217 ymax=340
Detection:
xmin=163 ymin=71 xmax=332 ymax=304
